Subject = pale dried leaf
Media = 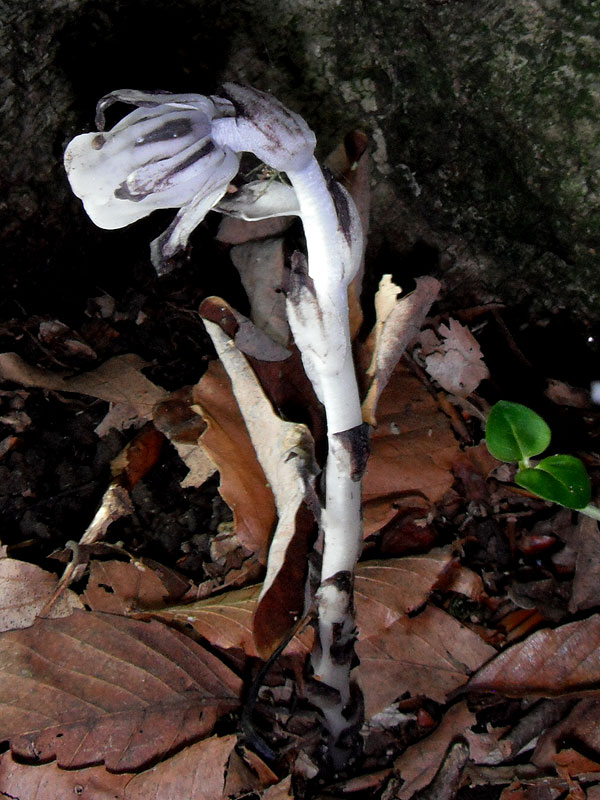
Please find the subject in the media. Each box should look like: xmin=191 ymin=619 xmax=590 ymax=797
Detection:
xmin=0 ymin=559 xmax=83 ymax=631
xmin=202 ymin=314 xmax=319 ymax=657
xmin=361 ymin=275 xmax=440 ymax=426
xmin=467 ymin=616 xmax=600 ymax=697
xmin=230 ymin=238 xmax=290 ymax=346
xmin=261 ymin=776 xmax=295 ymax=800
xmin=0 ymin=352 xmax=167 ymax=423
xmin=0 ymin=610 xmax=241 ymax=770
xmin=357 ymin=605 xmax=496 ymax=717
xmin=177 ymin=441 xmax=218 ymax=488
xmin=422 ymin=318 xmax=489 ymax=396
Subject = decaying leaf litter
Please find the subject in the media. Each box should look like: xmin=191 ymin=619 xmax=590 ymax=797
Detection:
xmin=0 ymin=104 xmax=599 ymax=800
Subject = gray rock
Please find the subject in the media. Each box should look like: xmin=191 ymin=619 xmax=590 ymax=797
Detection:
xmin=2 ymin=0 xmax=598 ymax=322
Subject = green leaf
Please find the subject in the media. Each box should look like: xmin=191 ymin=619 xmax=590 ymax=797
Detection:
xmin=486 ymin=401 xmax=551 ymax=463
xmin=516 ymin=454 xmax=591 ymax=509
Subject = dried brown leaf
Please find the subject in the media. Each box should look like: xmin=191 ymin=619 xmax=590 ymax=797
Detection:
xmin=125 ymin=734 xmax=275 ymax=800
xmin=568 ymin=517 xmax=600 ymax=612
xmin=153 ymin=584 xmax=313 ymax=659
xmin=0 ymin=735 xmax=278 ymax=800
xmin=0 ymin=559 xmax=83 ymax=631
xmin=533 ymin=699 xmax=600 ymax=770
xmin=393 ymin=701 xmax=478 ymax=800
xmin=354 ymin=549 xmax=454 ymax=638
xmin=0 ymin=754 xmax=130 ymax=800
xmin=84 ymin=559 xmax=190 ymax=614
xmin=201 ymin=305 xmax=319 ymax=657
xmin=467 ymin=616 xmax=600 ymax=697
xmin=0 ymin=352 xmax=167 ymax=423
xmin=0 ymin=610 xmax=241 ymax=770
xmin=357 ymin=605 xmax=496 ymax=717
xmin=363 ymin=362 xmax=460 ymax=534
xmin=422 ymin=318 xmax=489 ymax=396
xmin=361 ymin=275 xmax=440 ymax=425
xmin=192 ymin=358 xmax=277 ymax=563
xmin=261 ymin=775 xmax=295 ymax=800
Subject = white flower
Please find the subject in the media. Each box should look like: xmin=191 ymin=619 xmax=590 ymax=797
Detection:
xmin=64 ymin=89 xmax=240 ymax=273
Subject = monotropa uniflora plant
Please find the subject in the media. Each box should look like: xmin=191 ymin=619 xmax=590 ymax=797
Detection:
xmin=65 ymin=83 xmax=369 ymax=768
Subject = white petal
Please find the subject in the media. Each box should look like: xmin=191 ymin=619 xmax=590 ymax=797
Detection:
xmin=150 ymin=147 xmax=240 ymax=273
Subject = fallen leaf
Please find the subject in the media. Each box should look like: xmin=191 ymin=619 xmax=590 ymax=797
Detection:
xmin=0 ymin=610 xmax=241 ymax=770
xmin=84 ymin=559 xmax=190 ymax=614
xmin=567 ymin=516 xmax=600 ymax=612
xmin=230 ymin=238 xmax=290 ymax=346
xmin=363 ymin=362 xmax=460 ymax=534
xmin=0 ymin=352 xmax=167 ymax=422
xmin=110 ymin=424 xmax=164 ymax=490
xmin=393 ymin=701 xmax=477 ymax=799
xmin=152 ymin=584 xmax=313 ymax=659
xmin=152 ymin=387 xmax=217 ymax=488
xmin=361 ymin=275 xmax=440 ymax=426
xmin=260 ymin=776 xmax=294 ymax=800
xmin=200 ymin=306 xmax=319 ymax=657
xmin=354 ymin=549 xmax=455 ymax=638
xmin=554 ymin=748 xmax=600 ymax=776
xmin=421 ymin=318 xmax=489 ymax=396
xmin=125 ymin=734 xmax=275 ymax=800
xmin=533 ymin=699 xmax=600 ymax=770
xmin=357 ymin=605 xmax=496 ymax=717
xmin=192 ymin=358 xmax=277 ymax=563
xmin=467 ymin=616 xmax=600 ymax=697
xmin=0 ymin=754 xmax=130 ymax=800
xmin=0 ymin=559 xmax=83 ymax=631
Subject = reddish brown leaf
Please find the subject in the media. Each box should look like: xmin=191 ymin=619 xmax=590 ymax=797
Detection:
xmin=363 ymin=363 xmax=460 ymax=534
xmin=201 ymin=307 xmax=319 ymax=657
xmin=125 ymin=735 xmax=276 ymax=799
xmin=83 ymin=559 xmax=190 ymax=614
xmin=533 ymin=699 xmax=600 ymax=770
xmin=467 ymin=616 xmax=600 ymax=698
xmin=0 ymin=610 xmax=241 ymax=770
xmin=0 ymin=754 xmax=130 ymax=800
xmin=357 ymin=605 xmax=496 ymax=717
xmin=153 ymin=584 xmax=313 ymax=659
xmin=0 ymin=559 xmax=83 ymax=631
xmin=355 ymin=550 xmax=454 ymax=638
xmin=193 ymin=358 xmax=277 ymax=564
xmin=393 ymin=701 xmax=478 ymax=800
xmin=110 ymin=424 xmax=164 ymax=490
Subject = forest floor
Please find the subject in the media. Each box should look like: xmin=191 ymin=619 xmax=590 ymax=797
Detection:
xmin=0 ymin=146 xmax=599 ymax=800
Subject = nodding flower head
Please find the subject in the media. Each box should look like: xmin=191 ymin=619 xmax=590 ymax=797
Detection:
xmin=64 ymin=89 xmax=240 ymax=272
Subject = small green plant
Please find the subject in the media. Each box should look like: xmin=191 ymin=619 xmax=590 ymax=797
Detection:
xmin=486 ymin=400 xmax=600 ymax=520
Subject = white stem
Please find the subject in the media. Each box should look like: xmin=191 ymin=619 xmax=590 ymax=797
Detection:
xmin=286 ymin=158 xmax=365 ymax=767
